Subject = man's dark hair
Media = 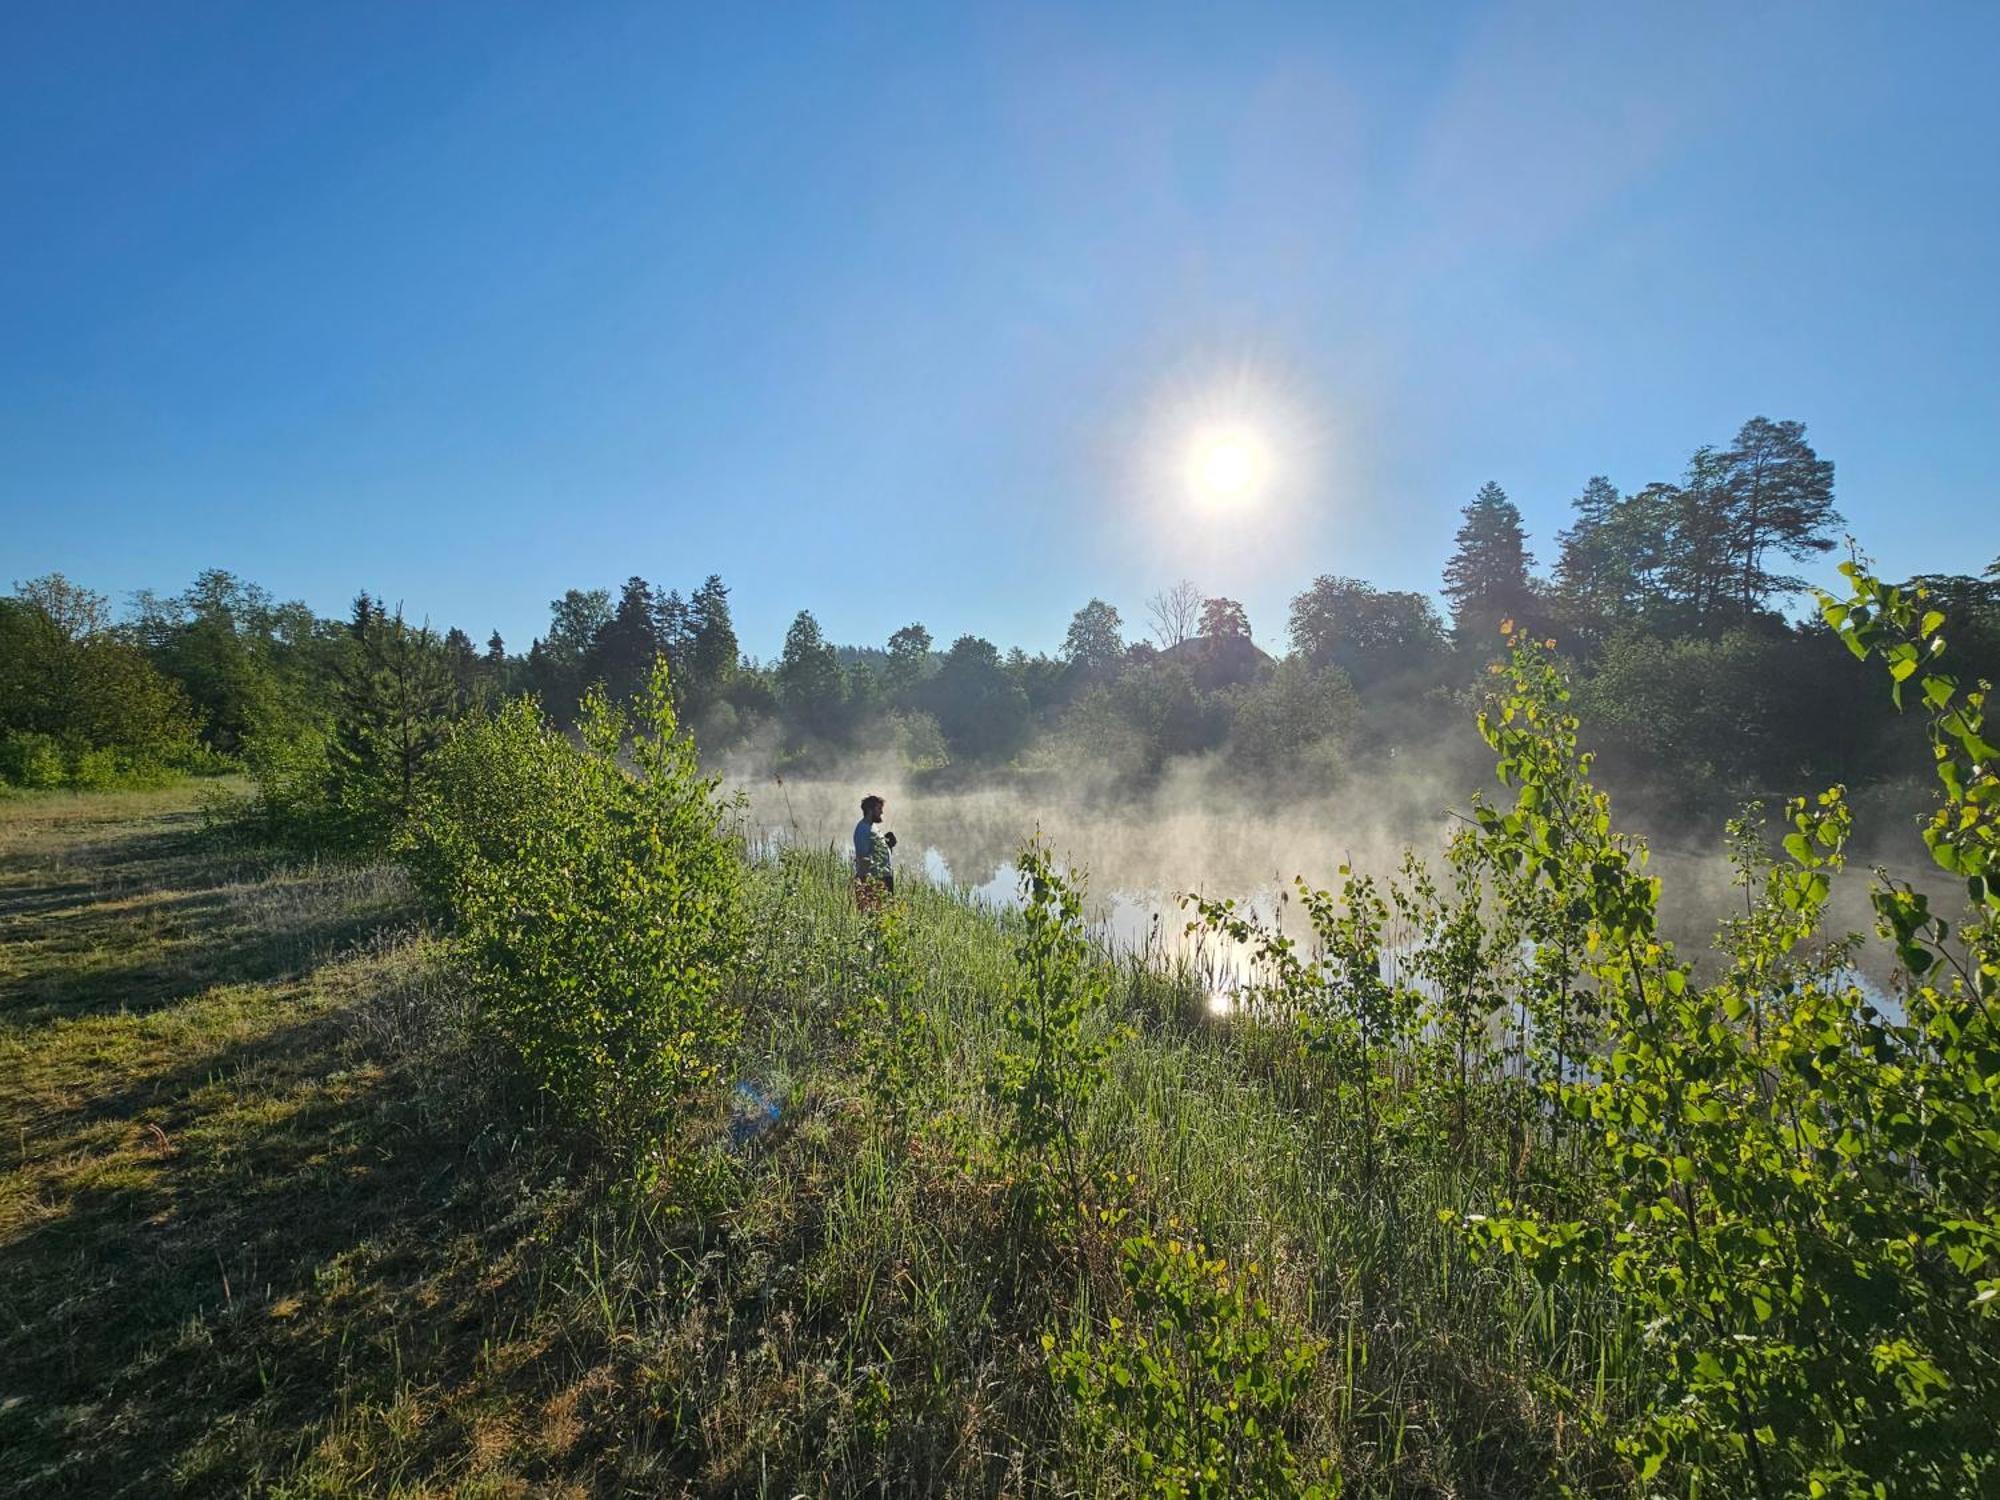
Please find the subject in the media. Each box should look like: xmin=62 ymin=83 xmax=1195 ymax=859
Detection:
xmin=861 ymin=794 xmax=885 ymax=816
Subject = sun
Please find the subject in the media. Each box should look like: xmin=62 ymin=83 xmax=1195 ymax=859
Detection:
xmin=1187 ymin=424 xmax=1271 ymax=508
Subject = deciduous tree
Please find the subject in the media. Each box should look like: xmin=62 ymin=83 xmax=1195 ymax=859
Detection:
xmin=1145 ymin=579 xmax=1203 ymax=648
xmin=1199 ymin=596 xmax=1251 ymax=641
xmin=1287 ymin=575 xmax=1446 ymax=688
xmin=775 ymin=609 xmax=845 ymax=740
xmin=1061 ymin=598 xmax=1125 ymax=676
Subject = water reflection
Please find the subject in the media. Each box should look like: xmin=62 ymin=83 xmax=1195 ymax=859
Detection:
xmin=732 ymin=775 xmax=1945 ymax=1005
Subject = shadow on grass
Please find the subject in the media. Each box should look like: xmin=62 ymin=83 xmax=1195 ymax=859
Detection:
xmin=0 ymin=1009 xmax=577 ymax=1498
xmin=0 ymin=862 xmax=409 ymax=1026
xmin=0 ymin=811 xmax=222 ymax=894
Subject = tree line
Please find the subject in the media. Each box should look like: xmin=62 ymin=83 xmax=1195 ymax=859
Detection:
xmin=5 ymin=414 xmax=1996 ymax=831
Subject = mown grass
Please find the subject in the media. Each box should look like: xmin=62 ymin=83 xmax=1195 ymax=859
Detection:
xmin=1 ymin=787 xmax=1610 ymax=1496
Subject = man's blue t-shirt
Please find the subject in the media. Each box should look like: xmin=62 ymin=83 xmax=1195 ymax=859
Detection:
xmin=854 ymin=818 xmax=891 ymax=879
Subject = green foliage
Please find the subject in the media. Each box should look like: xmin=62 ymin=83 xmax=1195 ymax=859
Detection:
xmin=1443 ymin=480 xmax=1537 ymax=646
xmin=1572 ymin=629 xmax=1776 ymax=807
xmin=1821 ymin=561 xmax=2000 ymax=1310
xmin=0 ymin=577 xmax=206 ymax=788
xmin=1223 ymin=657 xmax=1359 ymax=781
xmin=1063 ymin=598 xmax=1127 ymax=677
xmin=923 ymin=635 xmax=1033 ymax=764
xmin=406 ymin=663 xmax=745 ymax=1167
xmin=1393 ymin=833 xmax=1508 ymax=1147
xmin=1286 ymin=574 xmax=1446 ymax=689
xmin=1188 ymin=867 xmax=1421 ymax=1187
xmin=1451 ymin=615 xmax=2000 ymax=1498
xmin=137 ymin=569 xmax=333 ymax=756
xmin=0 ymin=731 xmax=68 ymax=789
xmin=682 ymin=572 xmax=741 ymax=721
xmin=1198 ymin=596 xmax=1251 ymax=642
xmin=990 ymin=838 xmax=1123 ymax=1210
xmin=843 ymin=900 xmax=934 ymax=1128
xmin=883 ymin=621 xmax=935 ymax=704
xmin=238 ymin=605 xmax=458 ymax=853
xmin=324 ymin=607 xmax=456 ymax=840
xmin=1048 ymin=1229 xmax=1333 ymax=1498
xmin=775 ymin=608 xmax=847 ymax=742
xmin=581 ymin=575 xmax=667 ymax=707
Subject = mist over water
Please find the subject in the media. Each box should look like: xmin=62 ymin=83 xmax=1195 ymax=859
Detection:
xmin=727 ymin=753 xmax=1946 ymax=997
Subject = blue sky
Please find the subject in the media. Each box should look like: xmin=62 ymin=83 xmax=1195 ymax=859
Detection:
xmin=4 ymin=2 xmax=1996 ymax=659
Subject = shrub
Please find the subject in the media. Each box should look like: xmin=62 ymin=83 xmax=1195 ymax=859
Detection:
xmin=990 ymin=838 xmax=1124 ymax=1212
xmin=0 ymin=732 xmax=67 ymax=789
xmin=841 ymin=900 xmax=932 ymax=1129
xmin=1187 ymin=866 xmax=1421 ymax=1189
xmin=405 ymin=663 xmax=745 ymax=1167
xmin=1452 ymin=601 xmax=2000 ymax=1498
xmin=1048 ymin=1229 xmax=1333 ymax=1498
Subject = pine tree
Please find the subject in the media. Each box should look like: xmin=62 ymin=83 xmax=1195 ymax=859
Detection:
xmin=1442 ymin=481 xmax=1535 ymax=645
xmin=1661 ymin=446 xmax=1735 ymax=633
xmin=1720 ymin=416 xmax=1840 ymax=615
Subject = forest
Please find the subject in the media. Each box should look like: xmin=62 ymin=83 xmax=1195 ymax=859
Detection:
xmin=6 ymin=416 xmax=1999 ymax=835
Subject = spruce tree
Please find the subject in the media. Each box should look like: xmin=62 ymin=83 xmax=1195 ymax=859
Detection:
xmin=442 ymin=626 xmax=480 ymax=712
xmin=326 ymin=608 xmax=455 ymax=845
xmin=653 ymin=589 xmax=690 ymax=670
xmin=685 ymin=574 xmax=739 ymax=716
xmin=1442 ymin=481 xmax=1535 ymax=646
xmin=482 ymin=630 xmax=510 ymax=699
xmin=587 ymin=576 xmax=663 ymax=706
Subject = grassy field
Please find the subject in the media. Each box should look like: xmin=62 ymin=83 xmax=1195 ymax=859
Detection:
xmin=2 ymin=785 xmax=1607 ymax=1497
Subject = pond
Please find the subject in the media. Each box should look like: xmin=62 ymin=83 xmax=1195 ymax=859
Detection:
xmin=729 ymin=773 xmax=1941 ymax=1009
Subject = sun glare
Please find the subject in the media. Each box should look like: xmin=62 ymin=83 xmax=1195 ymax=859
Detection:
xmin=1187 ymin=424 xmax=1271 ymax=508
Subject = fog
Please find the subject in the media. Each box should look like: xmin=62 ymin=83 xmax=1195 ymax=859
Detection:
xmin=726 ymin=748 xmax=1948 ymax=996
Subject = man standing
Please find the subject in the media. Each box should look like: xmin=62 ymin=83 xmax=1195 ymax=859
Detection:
xmin=853 ymin=793 xmax=896 ymax=908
